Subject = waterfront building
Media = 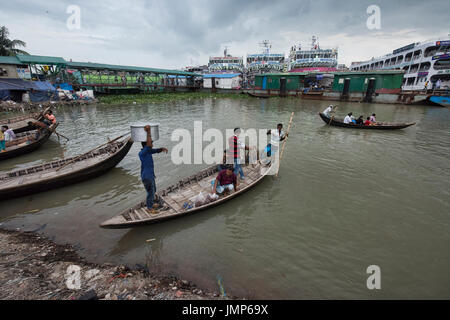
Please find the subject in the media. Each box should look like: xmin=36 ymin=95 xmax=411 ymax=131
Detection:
xmin=203 ymin=73 xmax=242 ymax=89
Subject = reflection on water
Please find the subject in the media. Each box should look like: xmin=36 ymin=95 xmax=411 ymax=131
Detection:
xmin=1 ymin=98 xmax=449 ymax=299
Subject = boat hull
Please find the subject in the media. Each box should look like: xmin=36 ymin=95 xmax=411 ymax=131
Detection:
xmin=0 ymin=138 xmax=133 ymax=200
xmin=319 ymin=113 xmax=415 ymax=130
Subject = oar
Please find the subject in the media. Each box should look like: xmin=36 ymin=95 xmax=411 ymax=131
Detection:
xmin=276 ymin=112 xmax=295 ymax=178
xmin=56 ymin=133 xmax=130 ymax=172
xmin=54 ymin=131 xmax=70 ymax=141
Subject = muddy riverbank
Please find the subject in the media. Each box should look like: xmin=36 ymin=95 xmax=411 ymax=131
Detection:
xmin=0 ymin=229 xmax=229 ymax=300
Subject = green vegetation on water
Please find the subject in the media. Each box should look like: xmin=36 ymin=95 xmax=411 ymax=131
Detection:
xmin=98 ymin=92 xmax=250 ymax=104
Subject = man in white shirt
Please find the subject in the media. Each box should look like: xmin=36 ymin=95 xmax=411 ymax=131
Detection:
xmin=344 ymin=113 xmax=354 ymax=124
xmin=266 ymin=124 xmax=287 ymax=157
xmin=323 ymin=105 xmax=336 ymax=117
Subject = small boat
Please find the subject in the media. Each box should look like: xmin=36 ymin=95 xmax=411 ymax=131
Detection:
xmin=0 ymin=135 xmax=133 ymax=200
xmin=247 ymin=92 xmax=271 ymax=98
xmin=2 ymin=107 xmax=52 ymax=134
xmin=100 ymin=163 xmax=271 ymax=229
xmin=319 ymin=113 xmax=416 ymax=130
xmin=0 ymin=122 xmax=59 ymax=161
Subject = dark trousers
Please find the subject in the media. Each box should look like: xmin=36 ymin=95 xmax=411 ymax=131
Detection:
xmin=142 ymin=178 xmax=156 ymax=209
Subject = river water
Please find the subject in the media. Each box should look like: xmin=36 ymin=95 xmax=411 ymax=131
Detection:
xmin=1 ymin=97 xmax=449 ymax=299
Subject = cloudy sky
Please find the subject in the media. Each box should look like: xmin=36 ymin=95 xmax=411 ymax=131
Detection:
xmin=1 ymin=0 xmax=449 ymax=69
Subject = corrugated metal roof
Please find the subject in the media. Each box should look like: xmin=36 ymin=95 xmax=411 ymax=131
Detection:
xmin=0 ymin=56 xmax=22 ymax=65
xmin=66 ymin=61 xmax=201 ymax=76
xmin=333 ymin=70 xmax=405 ymax=76
xmin=16 ymin=54 xmax=67 ymax=65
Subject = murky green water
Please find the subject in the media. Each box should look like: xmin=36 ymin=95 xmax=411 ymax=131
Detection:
xmin=1 ymin=98 xmax=449 ymax=299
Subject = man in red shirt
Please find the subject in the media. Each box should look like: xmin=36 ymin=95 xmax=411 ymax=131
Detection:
xmin=364 ymin=117 xmax=373 ymax=126
xmin=213 ymin=165 xmax=239 ymax=196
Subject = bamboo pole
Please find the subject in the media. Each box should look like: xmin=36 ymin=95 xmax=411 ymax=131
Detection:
xmin=276 ymin=112 xmax=295 ymax=178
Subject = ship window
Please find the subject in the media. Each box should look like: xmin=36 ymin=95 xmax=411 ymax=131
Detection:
xmin=406 ymin=77 xmax=416 ymax=85
xmin=434 ymin=58 xmax=450 ymax=70
xmin=405 ymin=52 xmax=413 ymax=62
xmin=419 ymin=62 xmax=430 ymax=71
xmin=397 ymin=56 xmax=403 ymax=63
xmin=425 ymin=46 xmax=438 ymax=57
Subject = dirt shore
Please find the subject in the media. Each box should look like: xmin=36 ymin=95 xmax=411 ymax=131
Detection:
xmin=0 ymin=229 xmax=227 ymax=300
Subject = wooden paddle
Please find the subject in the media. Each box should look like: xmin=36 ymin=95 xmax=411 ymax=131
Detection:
xmin=276 ymin=112 xmax=295 ymax=178
xmin=56 ymin=133 xmax=130 ymax=172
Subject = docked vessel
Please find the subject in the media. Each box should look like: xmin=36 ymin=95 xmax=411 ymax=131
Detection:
xmin=246 ymin=41 xmax=286 ymax=74
xmin=288 ymin=36 xmax=338 ymax=72
xmin=350 ymin=37 xmax=450 ymax=91
xmin=208 ymin=47 xmax=244 ymax=73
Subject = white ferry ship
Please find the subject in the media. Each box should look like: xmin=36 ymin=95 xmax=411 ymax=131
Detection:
xmin=350 ymin=37 xmax=450 ymax=91
xmin=208 ymin=47 xmax=244 ymax=73
xmin=246 ymin=40 xmax=285 ymax=74
xmin=288 ymin=36 xmax=338 ymax=72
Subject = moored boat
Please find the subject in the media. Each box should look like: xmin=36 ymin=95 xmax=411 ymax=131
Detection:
xmin=0 ymin=135 xmax=133 ymax=200
xmin=100 ymin=163 xmax=271 ymax=229
xmin=319 ymin=113 xmax=416 ymax=130
xmin=2 ymin=107 xmax=52 ymax=134
xmin=0 ymin=122 xmax=59 ymax=160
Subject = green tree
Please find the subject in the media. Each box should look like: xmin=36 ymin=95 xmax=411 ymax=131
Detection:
xmin=0 ymin=26 xmax=29 ymax=56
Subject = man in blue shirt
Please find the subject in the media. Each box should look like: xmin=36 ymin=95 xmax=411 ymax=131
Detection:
xmin=139 ymin=125 xmax=168 ymax=214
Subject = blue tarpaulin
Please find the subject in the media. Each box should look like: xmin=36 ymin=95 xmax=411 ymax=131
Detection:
xmin=29 ymin=81 xmax=59 ymax=102
xmin=54 ymin=82 xmax=73 ymax=91
xmin=0 ymin=90 xmax=10 ymax=101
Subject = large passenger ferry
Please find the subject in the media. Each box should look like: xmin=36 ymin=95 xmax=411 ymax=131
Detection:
xmin=246 ymin=41 xmax=285 ymax=74
xmin=208 ymin=47 xmax=244 ymax=73
xmin=288 ymin=36 xmax=338 ymax=72
xmin=350 ymin=37 xmax=450 ymax=91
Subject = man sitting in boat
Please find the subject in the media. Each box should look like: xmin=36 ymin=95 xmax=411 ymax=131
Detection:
xmin=323 ymin=105 xmax=336 ymax=117
xmin=370 ymin=114 xmax=377 ymax=123
xmin=44 ymin=111 xmax=57 ymax=126
xmin=355 ymin=116 xmax=364 ymax=125
xmin=364 ymin=117 xmax=373 ymax=126
xmin=1 ymin=126 xmax=16 ymax=143
xmin=213 ymin=165 xmax=239 ymax=196
xmin=139 ymin=125 xmax=168 ymax=215
xmin=344 ymin=113 xmax=354 ymax=124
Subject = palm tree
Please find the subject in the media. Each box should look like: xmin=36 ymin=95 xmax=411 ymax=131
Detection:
xmin=0 ymin=26 xmax=29 ymax=56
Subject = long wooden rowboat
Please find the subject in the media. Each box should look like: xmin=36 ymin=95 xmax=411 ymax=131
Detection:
xmin=247 ymin=92 xmax=271 ymax=98
xmin=2 ymin=107 xmax=51 ymax=134
xmin=0 ymin=136 xmax=133 ymax=200
xmin=319 ymin=113 xmax=416 ymax=130
xmin=0 ymin=122 xmax=59 ymax=161
xmin=100 ymin=163 xmax=271 ymax=229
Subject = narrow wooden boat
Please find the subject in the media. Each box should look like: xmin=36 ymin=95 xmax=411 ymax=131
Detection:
xmin=319 ymin=113 xmax=416 ymax=130
xmin=100 ymin=163 xmax=272 ymax=229
xmin=0 ymin=122 xmax=59 ymax=161
xmin=2 ymin=107 xmax=51 ymax=134
xmin=247 ymin=92 xmax=271 ymax=98
xmin=0 ymin=135 xmax=133 ymax=200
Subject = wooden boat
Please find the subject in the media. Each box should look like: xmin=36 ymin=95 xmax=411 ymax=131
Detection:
xmin=0 ymin=122 xmax=59 ymax=161
xmin=247 ymin=92 xmax=271 ymax=98
xmin=100 ymin=163 xmax=272 ymax=229
xmin=2 ymin=107 xmax=51 ymax=134
xmin=0 ymin=135 xmax=133 ymax=200
xmin=319 ymin=113 xmax=416 ymax=130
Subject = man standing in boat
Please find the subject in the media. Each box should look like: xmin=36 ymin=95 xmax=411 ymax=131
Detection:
xmin=229 ymin=128 xmax=249 ymax=180
xmin=139 ymin=125 xmax=168 ymax=214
